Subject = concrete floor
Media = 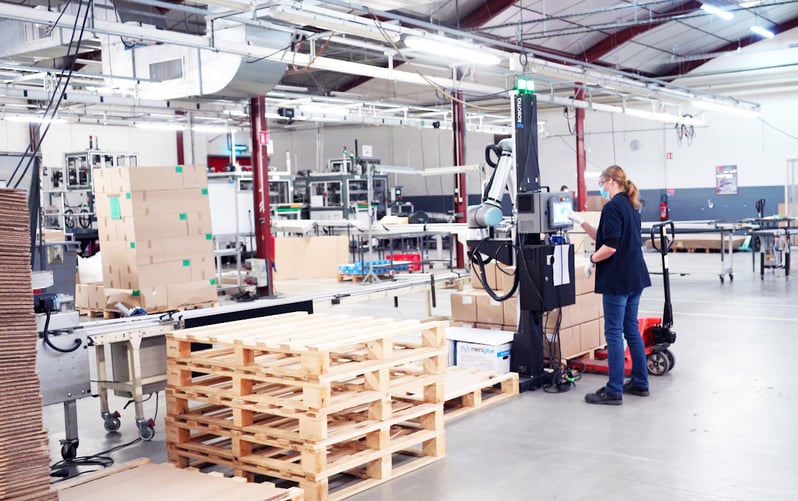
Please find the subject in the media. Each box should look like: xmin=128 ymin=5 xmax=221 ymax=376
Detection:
xmin=44 ymin=250 xmax=798 ymax=500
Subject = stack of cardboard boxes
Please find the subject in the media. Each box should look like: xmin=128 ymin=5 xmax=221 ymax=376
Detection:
xmin=450 ymin=256 xmax=605 ymax=364
xmin=93 ymin=165 xmax=217 ymax=312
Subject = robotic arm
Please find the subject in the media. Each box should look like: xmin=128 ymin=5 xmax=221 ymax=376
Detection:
xmin=467 ymin=138 xmax=516 ymax=233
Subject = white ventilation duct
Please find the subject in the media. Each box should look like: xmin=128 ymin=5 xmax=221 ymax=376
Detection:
xmin=101 ymin=24 xmax=290 ymax=100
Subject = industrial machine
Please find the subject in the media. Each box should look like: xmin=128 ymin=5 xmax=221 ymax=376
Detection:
xmin=467 ymin=88 xmax=577 ymax=389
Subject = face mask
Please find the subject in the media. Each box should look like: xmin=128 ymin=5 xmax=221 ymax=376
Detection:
xmin=600 ymin=187 xmax=609 ymax=199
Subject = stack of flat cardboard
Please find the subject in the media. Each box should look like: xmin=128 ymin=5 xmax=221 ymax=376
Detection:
xmin=0 ymin=189 xmax=58 ymax=501
xmin=94 ymin=166 xmax=217 ymax=312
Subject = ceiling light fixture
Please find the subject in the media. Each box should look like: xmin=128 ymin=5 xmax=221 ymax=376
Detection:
xmin=4 ymin=114 xmax=65 ymax=124
xmin=692 ymin=99 xmax=760 ymax=118
xmin=300 ymin=104 xmax=350 ymax=116
xmin=192 ymin=125 xmax=238 ymax=134
xmin=700 ymin=3 xmax=734 ymax=20
xmin=404 ymin=36 xmax=502 ymax=66
xmin=750 ymin=25 xmax=775 ymax=38
xmin=738 ymin=1 xmax=761 ymax=7
xmin=135 ymin=122 xmax=186 ymax=131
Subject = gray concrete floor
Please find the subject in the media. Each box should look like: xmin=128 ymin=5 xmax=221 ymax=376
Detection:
xmin=44 ymin=250 xmax=798 ymax=500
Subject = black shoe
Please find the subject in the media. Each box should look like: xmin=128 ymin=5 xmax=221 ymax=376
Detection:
xmin=622 ymin=380 xmax=650 ymax=397
xmin=585 ymin=387 xmax=622 ymax=405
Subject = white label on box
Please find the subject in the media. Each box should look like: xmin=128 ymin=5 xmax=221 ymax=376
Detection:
xmin=462 ymin=295 xmax=473 ymax=304
xmin=455 ymin=341 xmax=512 ymax=374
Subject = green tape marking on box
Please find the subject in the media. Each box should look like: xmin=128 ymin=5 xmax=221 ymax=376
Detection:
xmin=109 ymin=196 xmax=122 ymax=220
xmin=210 ymin=278 xmax=217 ymax=286
xmin=176 ymin=166 xmax=184 ymax=173
xmin=125 ymin=192 xmax=132 ymax=199
xmin=202 ymin=188 xmax=208 ymax=195
xmin=129 ymin=242 xmax=136 ymax=249
xmin=179 ymin=213 xmax=187 ymax=220
xmin=183 ymin=259 xmax=191 ymax=267
xmin=205 ymin=233 xmax=213 ymax=240
xmin=132 ymin=289 xmax=140 ymax=297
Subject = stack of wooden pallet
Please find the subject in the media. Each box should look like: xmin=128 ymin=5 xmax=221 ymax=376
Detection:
xmin=0 ymin=189 xmax=58 ymax=501
xmin=165 ymin=312 xmax=447 ymax=501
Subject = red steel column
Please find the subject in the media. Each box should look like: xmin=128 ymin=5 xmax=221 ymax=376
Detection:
xmin=452 ymin=81 xmax=467 ymax=268
xmin=176 ymin=131 xmax=185 ymax=165
xmin=249 ymin=96 xmax=274 ymax=296
xmin=575 ymin=88 xmax=587 ymax=211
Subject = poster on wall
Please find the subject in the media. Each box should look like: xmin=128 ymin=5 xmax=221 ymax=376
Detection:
xmin=715 ymin=165 xmax=738 ymax=195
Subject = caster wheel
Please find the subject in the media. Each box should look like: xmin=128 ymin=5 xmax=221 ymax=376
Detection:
xmin=664 ymin=349 xmax=676 ymax=372
xmin=103 ymin=416 xmax=121 ymax=433
xmin=729 ymin=274 xmax=734 ymax=282
xmin=138 ymin=421 xmax=155 ymax=441
xmin=647 ymin=352 xmax=670 ymax=376
xmin=60 ymin=442 xmax=78 ymax=460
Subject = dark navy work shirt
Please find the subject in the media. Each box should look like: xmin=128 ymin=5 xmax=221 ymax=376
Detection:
xmin=594 ymin=192 xmax=651 ymax=295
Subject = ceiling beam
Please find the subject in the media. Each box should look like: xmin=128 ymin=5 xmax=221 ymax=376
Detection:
xmin=581 ymin=1 xmax=702 ymax=63
xmin=662 ymin=13 xmax=798 ymax=77
xmin=460 ymin=0 xmax=517 ymax=30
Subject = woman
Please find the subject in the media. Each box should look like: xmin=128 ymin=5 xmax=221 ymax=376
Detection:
xmin=568 ymin=165 xmax=651 ymax=405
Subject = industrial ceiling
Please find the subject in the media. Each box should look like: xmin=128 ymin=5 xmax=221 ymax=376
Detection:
xmin=0 ymin=0 xmax=795 ymax=132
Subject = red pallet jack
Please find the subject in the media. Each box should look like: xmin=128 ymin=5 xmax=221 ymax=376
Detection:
xmin=571 ymin=221 xmax=677 ymax=376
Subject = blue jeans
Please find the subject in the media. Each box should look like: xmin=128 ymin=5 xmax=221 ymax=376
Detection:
xmin=602 ymin=290 xmax=648 ymax=397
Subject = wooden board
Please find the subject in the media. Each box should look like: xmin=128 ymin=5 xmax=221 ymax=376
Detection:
xmin=57 ymin=459 xmax=302 ymax=501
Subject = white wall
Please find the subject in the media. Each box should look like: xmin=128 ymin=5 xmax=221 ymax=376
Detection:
xmin=537 ymin=91 xmax=798 ymax=193
xmin=0 ymin=122 xmax=180 ymax=168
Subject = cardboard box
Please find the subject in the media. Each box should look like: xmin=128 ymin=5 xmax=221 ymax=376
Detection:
xmin=544 ymin=292 xmax=602 ymax=330
xmin=161 ymin=236 xmax=214 ymax=262
xmin=502 ymin=295 xmax=519 ymax=328
xmin=580 ymin=319 xmax=601 ymax=353
xmin=495 ymin=265 xmax=516 ymax=293
xmin=573 ymin=256 xmax=595 ymax=295
xmin=104 ymin=286 xmax=168 ymax=312
xmin=450 ymin=290 xmax=479 ymax=324
xmin=475 ymin=290 xmax=505 ymax=325
xmin=88 ymin=283 xmax=105 ymax=310
xmin=543 ymin=326 xmax=581 ymax=360
xmin=188 ymin=255 xmax=217 ymax=282
xmin=179 ymin=164 xmax=209 ymax=190
xmin=167 ymin=280 xmax=217 ymax=307
xmin=95 ymin=189 xmax=210 ymax=218
xmin=447 ymin=326 xmax=514 ymax=374
xmin=100 ymin=166 xmax=185 ymax=193
xmin=117 ymin=261 xmax=193 ymax=289
xmin=273 ymin=236 xmax=350 ymax=280
xmin=470 ymin=260 xmax=499 ymax=290
xmin=75 ymin=283 xmax=90 ymax=309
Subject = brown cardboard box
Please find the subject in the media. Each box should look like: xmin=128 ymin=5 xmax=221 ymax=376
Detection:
xmin=585 ymin=196 xmax=607 ymax=211
xmin=580 ymin=319 xmax=601 ymax=353
xmin=104 ymin=286 xmax=169 ymax=311
xmin=574 ymin=256 xmax=596 ymax=295
xmin=88 ymin=283 xmax=105 ymax=310
xmin=186 ymin=210 xmax=214 ymax=238
xmin=450 ymin=290 xmax=479 ymax=324
xmin=598 ymin=318 xmax=605 ymax=347
xmin=161 ymin=236 xmax=214 ymax=263
xmin=179 ymin=164 xmax=209 ymax=190
xmin=167 ymin=280 xmax=217 ymax=307
xmin=450 ymin=320 xmax=475 ymax=328
xmin=95 ymin=189 xmax=210 ymax=219
xmin=101 ymin=240 xmax=162 ymax=267
xmin=545 ymin=292 xmax=602 ymax=330
xmin=75 ymin=284 xmax=90 ymax=310
xmin=475 ymin=290 xmax=505 ymax=325
xmin=117 ymin=261 xmax=193 ymax=289
xmin=543 ymin=326 xmax=581 ymax=360
xmin=273 ymin=236 xmax=349 ymax=280
xmin=475 ymin=322 xmax=505 ymax=330
xmin=188 ymin=255 xmax=217 ymax=282
xmin=101 ymin=166 xmax=185 ymax=193
xmin=502 ymin=295 xmax=519 ymax=328
xmin=470 ymin=260 xmax=499 ymax=290
xmin=495 ymin=265 xmax=516 ymax=292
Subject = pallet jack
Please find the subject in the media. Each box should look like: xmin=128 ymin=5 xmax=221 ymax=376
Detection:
xmin=570 ymin=220 xmax=677 ymax=376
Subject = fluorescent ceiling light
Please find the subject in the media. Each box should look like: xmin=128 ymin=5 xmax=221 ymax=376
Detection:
xmin=750 ymin=25 xmax=775 ymax=38
xmin=192 ymin=125 xmax=238 ymax=133
xmin=273 ymin=84 xmax=308 ymax=93
xmin=300 ymin=104 xmax=350 ymax=116
xmin=700 ymin=4 xmax=734 ymax=20
xmin=404 ymin=36 xmax=502 ymax=66
xmin=692 ymin=99 xmax=760 ymax=118
xmin=739 ymin=1 xmax=761 ymax=7
xmin=4 ymin=115 xmax=65 ymax=124
xmin=135 ymin=122 xmax=186 ymax=131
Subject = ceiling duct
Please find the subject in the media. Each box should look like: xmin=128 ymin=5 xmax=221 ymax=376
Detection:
xmin=101 ymin=24 xmax=290 ymax=100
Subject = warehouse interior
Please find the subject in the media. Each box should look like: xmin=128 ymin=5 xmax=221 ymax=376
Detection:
xmin=1 ymin=0 xmax=797 ymax=500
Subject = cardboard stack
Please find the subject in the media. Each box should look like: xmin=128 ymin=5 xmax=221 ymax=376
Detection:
xmin=544 ymin=254 xmax=605 ymax=360
xmin=0 ymin=189 xmax=58 ymax=501
xmin=94 ymin=165 xmax=217 ymax=312
xmin=453 ymin=255 xmax=605 ymax=362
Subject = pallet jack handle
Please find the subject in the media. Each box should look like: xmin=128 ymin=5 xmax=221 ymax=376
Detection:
xmin=650 ymin=220 xmax=675 ymax=329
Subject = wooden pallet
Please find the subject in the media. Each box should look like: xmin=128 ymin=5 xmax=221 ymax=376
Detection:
xmin=76 ymin=307 xmax=104 ymax=318
xmin=399 ymin=367 xmax=519 ymax=423
xmin=168 ymin=406 xmax=444 ymax=501
xmin=166 ymin=312 xmax=449 ymax=501
xmin=56 ymin=458 xmax=303 ymax=501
